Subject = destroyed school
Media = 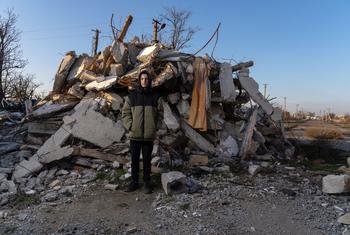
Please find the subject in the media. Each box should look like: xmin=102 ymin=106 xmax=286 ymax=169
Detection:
xmin=1 ymin=8 xmax=350 ymax=235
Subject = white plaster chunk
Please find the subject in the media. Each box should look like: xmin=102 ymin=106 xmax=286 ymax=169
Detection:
xmin=137 ymin=44 xmax=160 ymax=62
xmin=85 ymin=76 xmax=117 ymax=91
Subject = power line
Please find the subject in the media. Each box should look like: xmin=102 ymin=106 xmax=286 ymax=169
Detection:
xmin=24 ymin=34 xmax=92 ymax=41
xmin=22 ymin=22 xmax=107 ymax=33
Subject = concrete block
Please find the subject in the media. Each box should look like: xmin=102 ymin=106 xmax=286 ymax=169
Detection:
xmin=322 ymin=175 xmax=350 ymax=194
xmin=161 ymin=171 xmax=187 ymax=195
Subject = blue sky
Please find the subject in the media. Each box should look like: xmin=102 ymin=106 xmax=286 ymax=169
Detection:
xmin=0 ymin=0 xmax=349 ymax=114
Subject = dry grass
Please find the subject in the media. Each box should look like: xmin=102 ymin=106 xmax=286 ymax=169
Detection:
xmin=304 ymin=127 xmax=343 ymax=140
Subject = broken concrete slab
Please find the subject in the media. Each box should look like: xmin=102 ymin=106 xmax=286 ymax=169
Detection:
xmin=33 ymin=124 xmax=73 ymax=164
xmin=52 ymin=51 xmax=77 ymax=93
xmin=239 ymin=107 xmax=258 ymax=160
xmin=219 ymin=62 xmax=236 ymax=102
xmin=181 ymin=119 xmax=215 ymax=154
xmin=12 ymin=157 xmax=43 ymax=181
xmin=238 ymin=69 xmax=273 ymax=116
xmin=69 ymin=107 xmax=125 ymax=148
xmin=163 ymin=102 xmax=179 ymax=131
xmin=30 ymin=101 xmax=78 ymax=118
xmin=85 ymin=76 xmax=117 ymax=91
xmin=161 ymin=171 xmax=188 ymax=195
xmin=322 ymin=175 xmax=350 ymax=194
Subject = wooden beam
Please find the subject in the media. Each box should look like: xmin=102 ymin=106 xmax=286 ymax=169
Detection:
xmin=118 ymin=15 xmax=133 ymax=42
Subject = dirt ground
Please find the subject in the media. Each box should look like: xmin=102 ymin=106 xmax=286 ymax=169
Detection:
xmin=285 ymin=120 xmax=350 ymax=141
xmin=1 ymin=164 xmax=349 ymax=235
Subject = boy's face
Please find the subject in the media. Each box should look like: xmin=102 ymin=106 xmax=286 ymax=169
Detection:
xmin=140 ymin=73 xmax=150 ymax=88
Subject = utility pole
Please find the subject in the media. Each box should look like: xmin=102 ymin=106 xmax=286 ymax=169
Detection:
xmin=152 ymin=19 xmax=165 ymax=44
xmin=91 ymin=29 xmax=101 ymax=56
xmin=263 ymin=83 xmax=269 ymax=98
xmin=283 ymin=96 xmax=287 ymax=120
xmin=152 ymin=19 xmax=160 ymax=44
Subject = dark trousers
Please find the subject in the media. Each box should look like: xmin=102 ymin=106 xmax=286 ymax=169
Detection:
xmin=130 ymin=140 xmax=153 ymax=183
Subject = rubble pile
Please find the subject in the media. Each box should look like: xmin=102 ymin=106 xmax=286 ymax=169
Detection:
xmin=0 ymin=17 xmax=294 ymax=204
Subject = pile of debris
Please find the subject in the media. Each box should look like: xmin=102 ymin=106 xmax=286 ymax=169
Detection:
xmin=0 ymin=16 xmax=294 ymax=203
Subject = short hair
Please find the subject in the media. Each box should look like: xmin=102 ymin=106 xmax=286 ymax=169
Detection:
xmin=138 ymin=70 xmax=151 ymax=80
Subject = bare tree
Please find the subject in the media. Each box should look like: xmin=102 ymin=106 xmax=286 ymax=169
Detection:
xmin=159 ymin=7 xmax=198 ymax=50
xmin=0 ymin=9 xmax=27 ymax=102
xmin=7 ymin=73 xmax=41 ymax=103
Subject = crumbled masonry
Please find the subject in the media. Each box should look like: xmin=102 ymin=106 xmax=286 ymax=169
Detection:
xmin=0 ymin=18 xmax=294 ymax=200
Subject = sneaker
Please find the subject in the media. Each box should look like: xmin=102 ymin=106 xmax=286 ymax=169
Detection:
xmin=124 ymin=181 xmax=139 ymax=192
xmin=144 ymin=181 xmax=153 ymax=194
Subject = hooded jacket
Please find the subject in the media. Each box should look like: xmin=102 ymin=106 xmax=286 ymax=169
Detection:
xmin=122 ymin=72 xmax=163 ymax=141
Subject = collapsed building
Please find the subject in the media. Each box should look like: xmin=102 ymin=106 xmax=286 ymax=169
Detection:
xmin=0 ymin=16 xmax=295 ymax=202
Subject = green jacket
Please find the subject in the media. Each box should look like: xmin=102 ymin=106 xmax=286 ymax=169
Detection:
xmin=122 ymin=88 xmax=163 ymax=141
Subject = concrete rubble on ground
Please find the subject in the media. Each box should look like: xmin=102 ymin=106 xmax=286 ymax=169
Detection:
xmin=0 ymin=14 xmax=293 ymax=202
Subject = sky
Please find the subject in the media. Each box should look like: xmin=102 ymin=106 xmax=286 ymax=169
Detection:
xmin=0 ymin=0 xmax=349 ymax=114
